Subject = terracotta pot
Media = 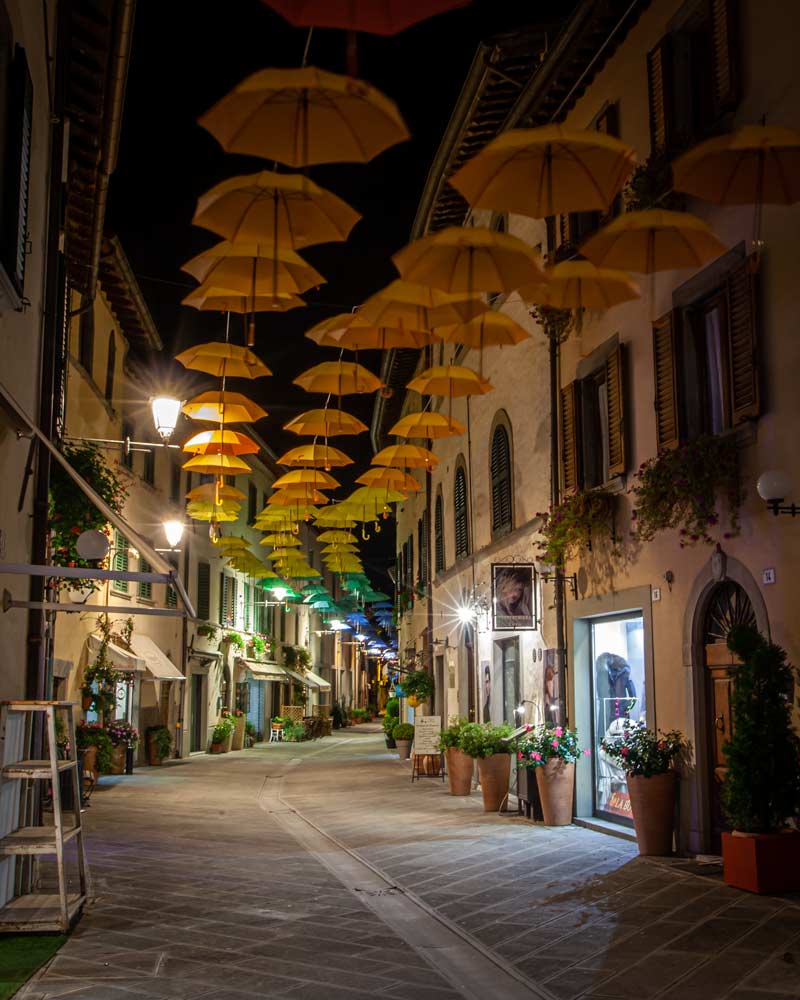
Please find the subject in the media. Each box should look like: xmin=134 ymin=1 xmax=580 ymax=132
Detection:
xmin=535 ymin=759 xmax=574 ymax=825
xmin=627 ymin=771 xmax=677 ymax=856
xmin=146 ymin=737 xmax=163 ymax=766
xmin=81 ymin=694 xmax=93 ymax=711
xmin=231 ymin=715 xmax=246 ymax=751
xmin=723 ymin=830 xmax=800 ymax=894
xmin=222 ymin=729 xmax=233 ymax=753
xmin=81 ymin=746 xmax=98 ymax=781
xmin=210 ymin=742 xmax=224 ymax=754
xmin=446 ymin=748 xmax=473 ymax=795
xmin=109 ymin=745 xmax=126 ymax=775
xmin=395 ymin=738 xmax=412 ymax=760
xmin=477 ymin=754 xmax=511 ymax=812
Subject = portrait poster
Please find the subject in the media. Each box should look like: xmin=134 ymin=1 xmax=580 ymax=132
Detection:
xmin=492 ymin=563 xmax=536 ymax=631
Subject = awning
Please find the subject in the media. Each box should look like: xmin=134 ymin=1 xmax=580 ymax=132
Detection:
xmin=284 ymin=668 xmax=330 ymax=691
xmin=305 ymin=669 xmax=331 ymax=691
xmin=52 ymin=658 xmax=73 ymax=679
xmin=238 ymin=659 xmax=288 ymax=682
xmin=284 ymin=668 xmax=313 ymax=688
xmin=130 ymin=634 xmax=184 ymax=681
xmin=86 ymin=634 xmax=145 ymax=673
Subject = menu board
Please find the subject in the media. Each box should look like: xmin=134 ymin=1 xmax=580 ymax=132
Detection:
xmin=413 ymin=716 xmax=441 ymax=755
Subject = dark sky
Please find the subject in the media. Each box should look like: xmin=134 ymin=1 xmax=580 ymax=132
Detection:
xmin=107 ymin=0 xmax=568 ymax=581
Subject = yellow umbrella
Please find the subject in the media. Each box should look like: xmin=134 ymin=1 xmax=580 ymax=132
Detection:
xmin=198 ymin=66 xmax=410 ymax=166
xmin=259 ymin=534 xmax=302 ymax=546
xmin=434 ymin=311 xmax=531 ymax=349
xmin=269 ymin=547 xmax=305 ymax=561
xmin=182 ymin=242 xmax=325 ymax=295
xmin=276 ymin=443 xmax=354 ymax=468
xmin=182 ymin=391 xmax=267 ymax=424
xmin=305 ymin=312 xmax=437 ymax=350
xmin=293 ymin=361 xmax=382 ymax=395
xmin=269 ymin=487 xmax=329 ymax=506
xmin=182 ymin=429 xmax=260 ymax=456
xmin=359 ymin=279 xmax=487 ymax=328
xmin=371 ymin=444 xmax=439 ymax=470
xmin=406 ymin=365 xmax=493 ymax=397
xmin=193 ymin=169 xmax=361 ymax=247
xmin=185 ymin=482 xmax=246 ymax=502
xmin=283 ymin=408 xmax=367 ymax=437
xmin=392 ymin=227 xmax=544 ymax=293
xmin=346 ymin=486 xmax=406 ymax=507
xmin=581 ymin=210 xmax=727 ymax=273
xmin=181 ymin=283 xmax=305 ymax=314
xmin=316 ymin=530 xmax=358 ymax=543
xmin=388 ymin=411 xmax=465 ymax=439
xmin=214 ymin=536 xmax=250 ymax=551
xmin=182 ymin=453 xmax=252 ymax=475
xmin=322 ymin=543 xmax=359 ymax=554
xmin=356 ymin=467 xmax=422 ymax=492
xmin=272 ymin=469 xmax=341 ymax=490
xmin=518 ymin=261 xmax=640 ymax=310
xmin=175 ymin=342 xmax=272 ymax=379
xmin=314 ymin=504 xmax=357 ymax=527
xmin=449 ymin=126 xmax=636 ymax=217
xmin=187 ymin=503 xmax=239 ymax=523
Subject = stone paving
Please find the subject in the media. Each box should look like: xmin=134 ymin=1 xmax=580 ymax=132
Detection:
xmin=16 ymin=726 xmax=800 ymax=1000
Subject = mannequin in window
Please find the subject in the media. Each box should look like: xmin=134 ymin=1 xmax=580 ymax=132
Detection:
xmin=595 ymin=652 xmax=637 ymax=734
xmin=483 ymin=665 xmax=491 ymax=723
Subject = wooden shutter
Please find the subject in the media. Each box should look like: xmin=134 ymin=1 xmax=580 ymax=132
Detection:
xmin=725 ymin=260 xmax=759 ymax=422
xmin=559 ymin=213 xmax=574 ymax=247
xmin=218 ymin=572 xmax=225 ymax=623
xmin=559 ymin=382 xmax=580 ymax=494
xmin=711 ymin=0 xmax=739 ymax=116
xmin=490 ymin=425 xmax=512 ymax=534
xmin=647 ymin=36 xmax=674 ymax=153
xmin=434 ymin=494 xmax=444 ymax=573
xmin=605 ymin=344 xmax=626 ymax=477
xmin=227 ymin=577 xmax=238 ymax=626
xmin=595 ymin=101 xmax=619 ymax=137
xmin=113 ymin=531 xmax=128 ymax=593
xmin=1 ymin=46 xmax=32 ymax=293
xmin=197 ymin=562 xmax=210 ymax=621
xmin=166 ymin=585 xmax=177 ymax=609
xmin=652 ymin=311 xmax=680 ymax=451
xmin=454 ymin=467 xmax=469 ymax=560
xmin=138 ymin=559 xmax=152 ymax=601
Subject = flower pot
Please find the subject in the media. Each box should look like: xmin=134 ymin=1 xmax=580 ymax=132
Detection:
xmin=477 ymin=754 xmax=511 ymax=812
xmin=406 ymin=695 xmax=420 ymax=708
xmin=231 ymin=715 xmax=246 ymax=751
xmin=222 ymin=730 xmax=233 ymax=753
xmin=194 ymin=632 xmax=219 ymax=653
xmin=535 ymin=759 xmax=574 ymax=825
xmin=446 ymin=748 xmax=474 ymax=796
xmin=146 ymin=736 xmax=164 ymax=767
xmin=109 ymin=745 xmax=126 ymax=775
xmin=210 ymin=742 xmax=224 ymax=754
xmin=81 ymin=694 xmax=93 ymax=711
xmin=384 ymin=735 xmax=397 ymax=749
xmin=627 ymin=771 xmax=677 ymax=856
xmin=395 ymin=738 xmax=412 ymax=760
xmin=722 ymin=830 xmax=800 ymax=894
xmin=67 ymin=586 xmax=94 ymax=604
xmin=81 ymin=746 xmax=98 ymax=781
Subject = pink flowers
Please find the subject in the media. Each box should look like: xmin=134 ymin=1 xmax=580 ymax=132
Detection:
xmin=583 ymin=748 xmax=592 ymax=756
xmin=554 ymin=726 xmax=563 ymax=738
xmin=530 ymin=751 xmax=542 ymax=761
xmin=657 ymin=741 xmax=666 ymax=750
xmin=517 ymin=751 xmax=524 ymax=760
xmin=551 ymin=739 xmax=560 ymax=749
xmin=621 ymin=746 xmax=629 ymax=756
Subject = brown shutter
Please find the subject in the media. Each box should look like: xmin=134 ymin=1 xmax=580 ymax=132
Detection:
xmin=647 ymin=36 xmax=674 ymax=153
xmin=725 ymin=259 xmax=759 ymax=422
xmin=559 ymin=213 xmax=574 ymax=247
xmin=652 ymin=311 xmax=680 ymax=451
xmin=595 ymin=101 xmax=619 ymax=137
xmin=711 ymin=0 xmax=739 ymax=116
xmin=559 ymin=382 xmax=580 ymax=494
xmin=545 ymin=216 xmax=556 ymax=259
xmin=605 ymin=344 xmax=626 ymax=477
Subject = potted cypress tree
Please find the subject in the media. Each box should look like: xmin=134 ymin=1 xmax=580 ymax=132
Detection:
xmin=438 ymin=718 xmax=473 ymax=795
xmin=458 ymin=723 xmax=514 ymax=811
xmin=721 ymin=625 xmax=800 ymax=893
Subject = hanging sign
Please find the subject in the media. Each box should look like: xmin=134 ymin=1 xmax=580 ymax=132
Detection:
xmin=413 ymin=715 xmax=441 ymax=755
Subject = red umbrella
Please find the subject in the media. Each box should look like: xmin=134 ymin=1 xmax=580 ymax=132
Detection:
xmin=262 ymin=0 xmax=469 ymax=35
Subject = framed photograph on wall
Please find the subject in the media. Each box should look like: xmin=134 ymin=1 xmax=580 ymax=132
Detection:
xmin=492 ymin=563 xmax=536 ymax=631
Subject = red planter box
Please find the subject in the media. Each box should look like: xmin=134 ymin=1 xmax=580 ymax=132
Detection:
xmin=722 ymin=831 xmax=800 ymax=894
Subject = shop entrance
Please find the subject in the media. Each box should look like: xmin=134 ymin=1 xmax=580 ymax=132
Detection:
xmin=493 ymin=638 xmax=519 ymax=725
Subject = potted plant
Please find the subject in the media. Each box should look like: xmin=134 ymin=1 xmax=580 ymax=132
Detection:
xmin=230 ymin=708 xmax=246 ymax=750
xmin=105 ymin=721 xmax=139 ymax=774
xmin=222 ymin=631 xmax=245 ymax=652
xmin=600 ymin=723 xmax=688 ymax=854
xmin=438 ymin=718 xmax=473 ymax=796
xmin=517 ymin=723 xmax=584 ymax=825
xmin=145 ymin=725 xmax=172 ymax=766
xmin=76 ymin=721 xmax=113 ymax=779
xmin=245 ymin=721 xmax=258 ymax=747
xmin=283 ymin=718 xmax=306 ymax=742
xmin=720 ymin=625 xmax=800 ymax=893
xmin=249 ymin=634 xmax=267 ymax=660
xmin=382 ymin=696 xmax=400 ymax=748
xmin=195 ymin=623 xmax=219 ymax=653
xmin=210 ymin=715 xmax=235 ymax=753
xmin=458 ymin=723 xmax=514 ymax=811
xmin=392 ymin=722 xmax=415 ymax=760
xmin=401 ymin=670 xmax=434 ymax=708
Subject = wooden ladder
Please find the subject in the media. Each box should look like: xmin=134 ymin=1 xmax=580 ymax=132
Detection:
xmin=0 ymin=701 xmax=90 ymax=932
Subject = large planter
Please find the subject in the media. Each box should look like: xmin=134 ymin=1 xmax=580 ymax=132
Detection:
xmin=210 ymin=742 xmax=224 ymax=754
xmin=384 ymin=735 xmax=397 ymax=749
xmin=81 ymin=746 xmax=98 ymax=781
xmin=446 ymin=748 xmax=473 ymax=796
xmin=109 ymin=745 xmax=126 ymax=775
xmin=194 ymin=632 xmax=219 ymax=654
xmin=627 ymin=771 xmax=677 ymax=856
xmin=222 ymin=729 xmax=233 ymax=753
xmin=535 ymin=759 xmax=575 ymax=825
xmin=146 ymin=736 xmax=164 ymax=767
xmin=395 ymin=738 xmax=412 ymax=760
xmin=477 ymin=753 xmax=511 ymax=812
xmin=231 ymin=715 xmax=246 ymax=751
xmin=722 ymin=831 xmax=800 ymax=894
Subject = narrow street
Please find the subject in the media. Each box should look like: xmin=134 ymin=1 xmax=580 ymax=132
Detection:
xmin=19 ymin=729 xmax=800 ymax=1000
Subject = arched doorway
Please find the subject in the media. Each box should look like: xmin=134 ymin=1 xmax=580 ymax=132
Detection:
xmin=702 ymin=581 xmax=757 ymax=851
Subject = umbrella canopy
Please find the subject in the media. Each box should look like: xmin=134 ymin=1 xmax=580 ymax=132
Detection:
xmin=268 ymin=547 xmax=305 ymax=561
xmin=259 ymin=534 xmax=302 ymax=546
xmin=272 ymin=468 xmax=341 ymax=490
xmin=186 ymin=504 xmax=239 ymax=523
xmin=450 ymin=126 xmax=636 ymax=217
xmin=269 ymin=487 xmax=329 ymax=506
xmin=261 ymin=0 xmax=468 ymax=35
xmin=185 ymin=482 xmax=247 ymax=502
xmin=519 ymin=261 xmax=640 ymax=310
xmin=356 ymin=467 xmax=422 ymax=492
xmin=581 ymin=210 xmax=728 ymax=273
xmin=276 ymin=443 xmax=354 ymax=468
xmin=182 ymin=429 xmax=260 ymax=456
xmin=182 ymin=241 xmax=325 ymax=295
xmin=359 ymin=278 xmax=487 ymax=328
xmin=182 ymin=391 xmax=267 ymax=424
xmin=283 ymin=408 xmax=367 ymax=437
xmin=345 ymin=486 xmax=405 ymax=508
xmin=305 ymin=311 xmax=437 ymax=350
xmin=198 ymin=66 xmax=410 ymax=166
xmin=406 ymin=364 xmax=493 ymax=397
xmin=182 ymin=453 xmax=252 ymax=475
xmin=435 ymin=311 xmax=531 ymax=349
xmin=175 ymin=342 xmax=272 ymax=379
xmin=316 ymin=530 xmax=358 ymax=543
xmin=321 ymin=543 xmax=359 ymax=554
xmin=193 ymin=169 xmax=361 ymax=248
xmin=371 ymin=444 xmax=439 ymax=470
xmin=181 ymin=283 xmax=305 ymax=314
xmin=388 ymin=410 xmax=465 ymax=439
xmin=214 ymin=536 xmax=251 ymax=551
xmin=293 ymin=361 xmax=382 ymax=395
xmin=313 ymin=504 xmax=357 ymax=527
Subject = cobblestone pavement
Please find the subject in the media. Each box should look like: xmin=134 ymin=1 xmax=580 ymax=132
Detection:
xmin=18 ymin=727 xmax=800 ymax=1000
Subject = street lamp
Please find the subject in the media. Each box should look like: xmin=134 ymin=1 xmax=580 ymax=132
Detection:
xmin=151 ymin=396 xmax=182 ymax=441
xmin=162 ymin=520 xmax=184 ymax=548
xmin=756 ymin=470 xmax=798 ymax=517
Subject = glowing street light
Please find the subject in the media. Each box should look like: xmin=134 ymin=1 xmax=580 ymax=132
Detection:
xmin=162 ymin=520 xmax=184 ymax=548
xmin=151 ymin=396 xmax=183 ymax=441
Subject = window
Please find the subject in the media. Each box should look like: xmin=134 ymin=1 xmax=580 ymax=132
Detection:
xmin=248 ymin=482 xmax=257 ymax=524
xmin=143 ymin=448 xmax=155 ymax=486
xmin=560 ymin=341 xmax=626 ymax=492
xmin=112 ymin=530 xmax=128 ymax=593
xmin=170 ymin=462 xmax=181 ymax=502
xmin=197 ymin=562 xmax=210 ymax=620
xmin=166 ymin=584 xmax=177 ymax=609
xmin=417 ymin=513 xmax=427 ymax=587
xmin=454 ymin=465 xmax=469 ymax=560
xmin=78 ymin=301 xmax=94 ymax=375
xmin=104 ymin=332 xmax=116 ymax=402
xmin=199 ymin=473 xmax=213 ymax=485
xmin=219 ymin=573 xmax=236 ymax=626
xmin=434 ymin=492 xmax=444 ymax=574
xmin=0 ymin=37 xmax=32 ymax=296
xmin=138 ymin=558 xmax=152 ymax=601
xmin=244 ymin=582 xmax=252 ymax=632
xmin=490 ymin=422 xmax=513 ymax=536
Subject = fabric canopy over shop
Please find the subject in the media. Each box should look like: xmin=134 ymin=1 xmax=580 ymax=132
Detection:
xmin=130 ymin=634 xmax=185 ymax=681
xmin=304 ymin=669 xmax=331 ymax=691
xmin=237 ymin=659 xmax=288 ymax=682
xmin=85 ymin=634 xmax=145 ymax=673
xmin=284 ymin=668 xmax=314 ymax=688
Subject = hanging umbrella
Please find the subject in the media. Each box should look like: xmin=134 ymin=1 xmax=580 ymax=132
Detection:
xmin=293 ymin=361 xmax=382 ymax=395
xmin=283 ymin=408 xmax=367 ymax=437
xmin=434 ymin=311 xmax=531 ymax=349
xmin=580 ymin=210 xmax=728 ymax=273
xmin=182 ymin=429 xmax=260 ymax=456
xmin=276 ymin=443 xmax=353 ymax=468
xmin=182 ymin=453 xmax=252 ymax=475
xmin=305 ymin=312 xmax=437 ymax=350
xmin=259 ymin=533 xmax=302 ymax=546
xmin=392 ymin=227 xmax=544 ymax=293
xmin=182 ymin=242 xmax=325 ymax=294
xmin=321 ymin=543 xmax=359 ymax=554
xmin=313 ymin=504 xmax=357 ymax=527
xmin=356 ymin=467 xmax=422 ymax=492
xmin=175 ymin=342 xmax=272 ymax=379
xmin=214 ymin=536 xmax=251 ymax=551
xmin=371 ymin=444 xmax=439 ymax=470
xmin=198 ymin=66 xmax=410 ymax=166
xmin=359 ymin=278 xmax=487 ymax=329
xmin=185 ymin=482 xmax=247 ymax=502
xmin=272 ymin=468 xmax=341 ymax=490
xmin=193 ymin=169 xmax=361 ymax=247
xmin=518 ymin=261 xmax=640 ymax=310
xmin=181 ymin=283 xmax=305 ymax=314
xmin=344 ymin=486 xmax=405 ymax=511
xmin=261 ymin=0 xmax=468 ymax=35
xmin=406 ymin=365 xmax=493 ymax=397
xmin=388 ymin=411 xmax=465 ymax=439
xmin=186 ymin=501 xmax=240 ymax=522
xmin=182 ymin=391 xmax=267 ymax=424
xmin=269 ymin=487 xmax=329 ymax=506
xmin=449 ymin=126 xmax=636 ymax=218
xmin=316 ymin=529 xmax=358 ymax=543
xmin=269 ymin=547 xmax=305 ymax=561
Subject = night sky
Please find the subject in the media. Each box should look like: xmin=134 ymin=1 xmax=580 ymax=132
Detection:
xmin=107 ymin=1 xmax=567 ymax=580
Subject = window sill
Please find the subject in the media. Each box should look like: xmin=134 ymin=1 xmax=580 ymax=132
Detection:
xmin=111 ymin=590 xmax=131 ymax=600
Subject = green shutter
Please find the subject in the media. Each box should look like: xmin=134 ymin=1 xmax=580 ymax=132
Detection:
xmin=112 ymin=531 xmax=128 ymax=593
xmin=138 ymin=559 xmax=152 ymax=601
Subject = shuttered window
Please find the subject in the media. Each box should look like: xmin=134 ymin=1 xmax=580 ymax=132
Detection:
xmin=559 ymin=383 xmax=580 ymax=494
xmin=490 ymin=425 xmax=512 ymax=536
xmin=219 ymin=574 xmax=237 ymax=627
xmin=711 ymin=0 xmax=739 ymax=116
xmin=138 ymin=559 xmax=152 ymax=601
xmin=166 ymin=584 xmax=177 ymax=609
xmin=170 ymin=462 xmax=181 ymax=502
xmin=647 ymin=36 xmax=674 ymax=153
xmin=454 ymin=466 xmax=469 ymax=560
xmin=605 ymin=344 xmax=626 ymax=477
xmin=434 ymin=493 xmax=444 ymax=574
xmin=0 ymin=44 xmax=32 ymax=295
xmin=653 ymin=312 xmax=680 ymax=451
xmin=197 ymin=561 xmax=210 ymax=620
xmin=143 ymin=448 xmax=155 ymax=486
xmin=244 ymin=582 xmax=252 ymax=632
xmin=112 ymin=531 xmax=128 ymax=593
xmin=417 ymin=515 xmax=426 ymax=587
xmin=726 ymin=260 xmax=759 ymax=422
xmin=79 ymin=301 xmax=94 ymax=376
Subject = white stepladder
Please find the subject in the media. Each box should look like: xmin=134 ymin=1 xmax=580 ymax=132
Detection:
xmin=0 ymin=701 xmax=90 ymax=932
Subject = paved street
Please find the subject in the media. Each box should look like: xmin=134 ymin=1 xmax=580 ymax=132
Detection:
xmin=19 ymin=727 xmax=800 ymax=1000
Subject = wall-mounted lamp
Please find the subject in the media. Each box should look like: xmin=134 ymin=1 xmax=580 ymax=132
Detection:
xmin=757 ymin=470 xmax=798 ymax=517
xmin=539 ymin=568 xmax=578 ymax=598
xmin=162 ymin=520 xmax=184 ymax=549
xmin=151 ymin=397 xmax=183 ymax=441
